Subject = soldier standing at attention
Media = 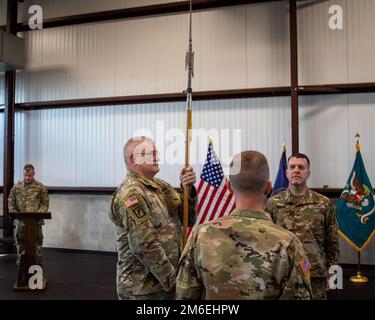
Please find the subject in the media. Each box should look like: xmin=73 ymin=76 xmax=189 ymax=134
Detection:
xmin=176 ymin=151 xmax=312 ymax=300
xmin=8 ymin=164 xmax=49 ymax=267
xmin=109 ymin=136 xmax=197 ymax=300
xmin=266 ymin=153 xmax=339 ymax=300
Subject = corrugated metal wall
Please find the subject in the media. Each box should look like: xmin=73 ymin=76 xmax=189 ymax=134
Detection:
xmin=15 ymin=0 xmax=375 ymax=95
xmin=18 ymin=0 xmax=186 ymax=22
xmin=0 ymin=112 xmax=27 ymax=184
xmin=298 ymin=0 xmax=375 ymax=84
xmin=16 ymin=2 xmax=290 ymax=102
xmin=1 ymin=1 xmax=375 ymax=190
xmin=25 ymin=97 xmax=291 ymax=187
xmin=347 ymin=0 xmax=375 ymax=82
xmin=300 ymin=93 xmax=375 ymax=188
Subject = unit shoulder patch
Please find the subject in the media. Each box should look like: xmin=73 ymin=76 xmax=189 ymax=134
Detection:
xmin=125 ymin=197 xmax=149 ymax=225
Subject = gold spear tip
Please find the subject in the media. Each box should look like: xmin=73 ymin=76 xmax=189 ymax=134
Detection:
xmin=282 ymin=142 xmax=286 ymax=152
xmin=355 ymin=133 xmax=361 ymax=151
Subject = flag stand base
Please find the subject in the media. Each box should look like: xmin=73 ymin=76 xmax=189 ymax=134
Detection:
xmin=350 ymin=272 xmax=368 ymax=283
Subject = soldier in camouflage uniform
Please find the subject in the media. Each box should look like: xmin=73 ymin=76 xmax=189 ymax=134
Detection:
xmin=8 ymin=164 xmax=49 ymax=267
xmin=109 ymin=136 xmax=197 ymax=300
xmin=266 ymin=153 xmax=339 ymax=300
xmin=176 ymin=151 xmax=312 ymax=300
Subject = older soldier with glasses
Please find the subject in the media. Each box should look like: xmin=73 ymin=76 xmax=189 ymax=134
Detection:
xmin=109 ymin=136 xmax=197 ymax=300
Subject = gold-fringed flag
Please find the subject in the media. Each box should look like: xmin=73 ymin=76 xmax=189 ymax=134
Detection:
xmin=336 ymin=136 xmax=375 ymax=251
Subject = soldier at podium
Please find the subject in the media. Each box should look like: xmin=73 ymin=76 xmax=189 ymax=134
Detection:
xmin=8 ymin=164 xmax=49 ymax=268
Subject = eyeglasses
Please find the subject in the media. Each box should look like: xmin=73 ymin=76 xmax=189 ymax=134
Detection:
xmin=133 ymin=151 xmax=159 ymax=157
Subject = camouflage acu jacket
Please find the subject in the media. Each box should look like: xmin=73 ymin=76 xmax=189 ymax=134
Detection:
xmin=8 ymin=179 xmax=49 ymax=227
xmin=176 ymin=208 xmax=312 ymax=300
xmin=109 ymin=171 xmax=197 ymax=299
xmin=266 ymin=189 xmax=339 ymax=278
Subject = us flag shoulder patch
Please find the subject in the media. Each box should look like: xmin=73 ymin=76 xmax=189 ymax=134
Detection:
xmin=300 ymin=255 xmax=311 ymax=275
xmin=125 ymin=196 xmax=139 ymax=208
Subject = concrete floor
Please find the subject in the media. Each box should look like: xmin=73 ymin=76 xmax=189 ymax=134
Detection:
xmin=0 ymin=249 xmax=374 ymax=300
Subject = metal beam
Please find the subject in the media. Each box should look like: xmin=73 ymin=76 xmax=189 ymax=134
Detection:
xmin=3 ymin=0 xmax=17 ymax=239
xmin=289 ymin=0 xmax=299 ymax=154
xmin=15 ymin=0 xmax=282 ymax=32
xmin=15 ymin=87 xmax=290 ymax=111
xmin=0 ymin=186 xmax=349 ymax=198
xmin=299 ymin=83 xmax=375 ymax=95
xmin=12 ymin=82 xmax=375 ymax=112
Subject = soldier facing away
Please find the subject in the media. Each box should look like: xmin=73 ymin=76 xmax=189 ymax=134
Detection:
xmin=176 ymin=151 xmax=313 ymax=300
xmin=266 ymin=153 xmax=339 ymax=300
xmin=109 ymin=136 xmax=197 ymax=300
xmin=8 ymin=164 xmax=49 ymax=267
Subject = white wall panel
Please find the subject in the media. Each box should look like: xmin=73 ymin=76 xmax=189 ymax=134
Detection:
xmin=14 ymin=112 xmax=27 ymax=181
xmin=16 ymin=30 xmax=44 ymax=103
xmin=194 ymin=7 xmax=247 ymax=91
xmin=18 ymin=0 xmax=186 ymax=22
xmin=0 ymin=112 xmax=27 ymax=185
xmin=246 ymin=1 xmax=290 ymax=87
xmin=17 ymin=23 xmax=116 ymax=102
xmin=299 ymin=95 xmax=350 ymax=188
xmin=20 ymin=93 xmax=375 ymax=189
xmin=115 ymin=15 xmax=185 ymax=95
xmin=76 ymin=106 xmax=119 ymax=186
xmin=298 ymin=0 xmax=348 ymax=85
xmin=17 ymin=2 xmax=292 ymax=102
xmin=25 ymin=98 xmax=291 ymax=187
xmin=194 ymin=97 xmax=291 ymax=183
xmin=16 ymin=26 xmax=79 ymax=103
xmin=300 ymin=93 xmax=375 ymax=188
xmin=75 ymin=23 xmax=116 ymax=98
xmin=26 ymin=109 xmax=77 ymax=186
xmin=347 ymin=0 xmax=375 ymax=82
xmin=348 ymin=93 xmax=375 ymax=183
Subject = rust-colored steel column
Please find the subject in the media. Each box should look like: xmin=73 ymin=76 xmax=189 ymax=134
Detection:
xmin=3 ymin=0 xmax=17 ymax=238
xmin=289 ymin=0 xmax=299 ymax=154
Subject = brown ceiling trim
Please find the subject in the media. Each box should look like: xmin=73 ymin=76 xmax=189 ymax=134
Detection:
xmin=14 ymin=0 xmax=281 ymax=32
xmin=0 ymin=186 xmax=116 ymax=195
xmin=46 ymin=187 xmax=117 ymax=195
xmin=312 ymin=188 xmax=343 ymax=199
xmin=299 ymin=83 xmax=375 ymax=95
xmin=15 ymin=83 xmax=375 ymax=111
xmin=15 ymin=87 xmax=290 ymax=110
xmin=0 ymin=186 xmax=350 ymax=197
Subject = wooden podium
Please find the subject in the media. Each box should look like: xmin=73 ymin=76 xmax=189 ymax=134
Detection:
xmin=9 ymin=212 xmax=51 ymax=291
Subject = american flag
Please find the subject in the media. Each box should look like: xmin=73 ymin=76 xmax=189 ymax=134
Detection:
xmin=195 ymin=142 xmax=236 ymax=225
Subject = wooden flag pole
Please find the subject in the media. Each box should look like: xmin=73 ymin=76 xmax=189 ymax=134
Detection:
xmin=183 ymin=0 xmax=194 ymax=247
